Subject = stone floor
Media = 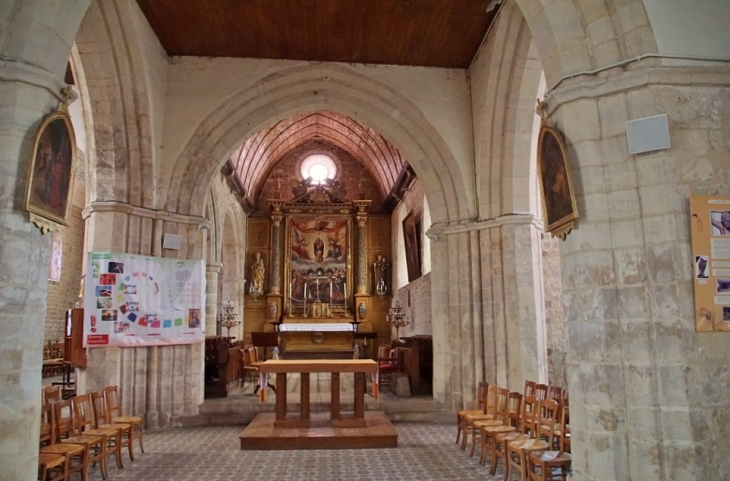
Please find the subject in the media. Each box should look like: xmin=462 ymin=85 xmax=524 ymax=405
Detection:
xmin=87 ymin=423 xmax=507 ymax=481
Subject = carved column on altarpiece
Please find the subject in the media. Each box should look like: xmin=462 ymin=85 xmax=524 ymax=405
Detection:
xmin=355 ymin=211 xmax=368 ymax=295
xmin=267 ymin=204 xmax=284 ymax=318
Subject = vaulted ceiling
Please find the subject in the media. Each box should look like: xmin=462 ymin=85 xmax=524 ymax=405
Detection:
xmin=135 ymin=0 xmax=499 ymax=209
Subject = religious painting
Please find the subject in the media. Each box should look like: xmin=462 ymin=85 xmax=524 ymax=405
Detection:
xmin=25 ymin=109 xmax=76 ymax=226
xmin=537 ymin=124 xmax=578 ymax=239
xmin=285 ymin=215 xmax=351 ymax=312
xmin=403 ymin=211 xmax=421 ymax=282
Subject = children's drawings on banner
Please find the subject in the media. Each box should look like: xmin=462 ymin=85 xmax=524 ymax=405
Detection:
xmin=84 ymin=252 xmax=206 ymax=347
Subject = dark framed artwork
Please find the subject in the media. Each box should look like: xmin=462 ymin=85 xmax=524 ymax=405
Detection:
xmin=537 ymin=124 xmax=578 ymax=239
xmin=402 ymin=211 xmax=421 ymax=282
xmin=25 ymin=109 xmax=76 ymax=227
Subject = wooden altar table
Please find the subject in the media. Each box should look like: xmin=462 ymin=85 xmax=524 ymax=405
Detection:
xmin=260 ymin=359 xmax=377 ymax=428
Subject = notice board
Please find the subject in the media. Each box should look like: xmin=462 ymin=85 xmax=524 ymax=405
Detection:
xmin=690 ymin=196 xmax=730 ymax=332
xmin=83 ymin=252 xmax=206 ymax=347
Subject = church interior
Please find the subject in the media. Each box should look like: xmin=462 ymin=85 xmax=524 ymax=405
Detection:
xmin=3 ymin=1 xmax=730 ymax=480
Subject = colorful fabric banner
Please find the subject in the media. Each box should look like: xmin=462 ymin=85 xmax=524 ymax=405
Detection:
xmin=83 ymin=252 xmax=206 ymax=347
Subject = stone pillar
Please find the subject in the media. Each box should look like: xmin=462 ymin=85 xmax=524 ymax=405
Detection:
xmin=0 ymin=2 xmax=90 ymax=478
xmin=205 ymin=262 xmax=222 ymax=336
xmin=548 ymin=66 xmax=730 ymax=480
xmin=428 ymin=214 xmax=546 ymax=408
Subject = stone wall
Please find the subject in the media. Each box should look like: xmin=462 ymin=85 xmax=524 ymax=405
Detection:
xmin=44 ymin=175 xmax=86 ymax=343
xmin=541 ymin=232 xmax=566 ymax=387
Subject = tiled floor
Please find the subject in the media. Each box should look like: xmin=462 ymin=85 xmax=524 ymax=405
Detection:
xmin=87 ymin=423 xmax=507 ymax=481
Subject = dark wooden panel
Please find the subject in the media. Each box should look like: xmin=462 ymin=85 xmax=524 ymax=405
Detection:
xmin=135 ymin=0 xmax=497 ymax=68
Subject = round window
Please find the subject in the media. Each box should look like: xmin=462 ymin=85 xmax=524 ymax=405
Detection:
xmin=300 ymin=154 xmax=337 ymax=184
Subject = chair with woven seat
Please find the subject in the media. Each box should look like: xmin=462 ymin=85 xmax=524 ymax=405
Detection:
xmin=40 ymin=402 xmax=89 ymax=481
xmin=492 ymin=395 xmax=539 ymax=478
xmin=38 ymin=452 xmax=67 ymax=481
xmin=527 ymin=450 xmax=572 ymax=481
xmin=74 ymin=393 xmax=124 ymax=473
xmin=376 ymin=345 xmax=399 ymax=392
xmin=506 ymin=398 xmax=558 ymax=481
xmin=456 ymin=381 xmax=489 ymax=445
xmin=460 ymin=384 xmax=496 ymax=450
xmin=43 ymin=385 xmax=62 ymax=404
xmin=534 ymin=383 xmax=548 ymax=401
xmin=467 ymin=386 xmax=508 ymax=457
xmin=91 ymin=390 xmax=134 ymax=463
xmin=104 ymin=385 xmax=145 ymax=456
xmin=478 ymin=391 xmax=523 ymax=467
xmin=55 ymin=398 xmax=109 ymax=479
xmin=523 ymin=380 xmax=536 ymax=399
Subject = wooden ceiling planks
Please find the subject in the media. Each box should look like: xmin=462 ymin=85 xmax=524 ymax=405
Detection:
xmin=135 ymin=0 xmax=495 ymax=68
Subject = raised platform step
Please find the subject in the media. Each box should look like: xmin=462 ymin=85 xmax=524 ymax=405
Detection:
xmin=239 ymin=411 xmax=397 ymax=450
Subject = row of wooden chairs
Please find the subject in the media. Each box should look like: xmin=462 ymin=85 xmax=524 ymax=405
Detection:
xmin=455 ymin=380 xmax=571 ymax=481
xmin=38 ymin=385 xmax=145 ymax=481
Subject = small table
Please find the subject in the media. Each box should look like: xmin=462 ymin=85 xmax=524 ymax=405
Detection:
xmin=260 ymin=359 xmax=377 ymax=429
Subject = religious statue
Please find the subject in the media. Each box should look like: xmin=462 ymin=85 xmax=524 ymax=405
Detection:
xmin=373 ymin=255 xmax=389 ymax=296
xmin=250 ymin=252 xmax=265 ymax=297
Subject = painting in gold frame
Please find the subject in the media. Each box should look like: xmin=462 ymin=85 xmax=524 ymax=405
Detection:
xmin=285 ymin=215 xmax=352 ymax=313
xmin=25 ymin=109 xmax=76 ymax=226
xmin=537 ymin=124 xmax=578 ymax=239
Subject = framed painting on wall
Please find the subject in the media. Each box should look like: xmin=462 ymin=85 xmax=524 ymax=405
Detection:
xmin=285 ymin=215 xmax=352 ymax=313
xmin=537 ymin=123 xmax=578 ymax=239
xmin=25 ymin=109 xmax=76 ymax=228
xmin=403 ymin=211 xmax=421 ymax=282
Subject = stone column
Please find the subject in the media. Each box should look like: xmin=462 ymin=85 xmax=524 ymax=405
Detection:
xmin=0 ymin=3 xmax=90 ymax=478
xmin=547 ymin=66 xmax=730 ymax=480
xmin=205 ymin=262 xmax=222 ymax=336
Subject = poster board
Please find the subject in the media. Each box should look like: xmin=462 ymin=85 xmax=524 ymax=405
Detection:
xmin=690 ymin=196 xmax=730 ymax=332
xmin=83 ymin=252 xmax=206 ymax=347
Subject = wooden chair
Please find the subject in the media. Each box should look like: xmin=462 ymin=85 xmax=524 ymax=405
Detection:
xmin=456 ymin=381 xmax=489 ymax=445
xmin=38 ymin=452 xmax=66 ymax=481
xmin=492 ymin=395 xmax=538 ymax=478
xmin=376 ymin=345 xmax=399 ymax=390
xmin=553 ymin=403 xmax=570 ymax=452
xmin=104 ymin=385 xmax=146 ymax=456
xmin=547 ymin=385 xmax=563 ymax=404
xmin=39 ymin=403 xmax=87 ymax=481
xmin=534 ymin=383 xmax=548 ymax=400
xmin=74 ymin=393 xmax=124 ymax=472
xmin=505 ymin=398 xmax=556 ymax=481
xmin=467 ymin=386 xmax=508 ymax=457
xmin=478 ymin=391 xmax=522 ymax=467
xmin=43 ymin=385 xmax=62 ymax=404
xmin=523 ymin=380 xmax=536 ymax=399
xmin=461 ymin=384 xmax=496 ymax=450
xmin=91 ymin=390 xmax=135 ymax=462
xmin=242 ymin=346 xmax=262 ymax=391
xmin=54 ymin=398 xmax=109 ymax=479
xmin=527 ymin=450 xmax=572 ymax=481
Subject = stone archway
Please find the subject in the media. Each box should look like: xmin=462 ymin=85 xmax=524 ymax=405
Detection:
xmin=164 ymin=63 xmax=474 ymax=226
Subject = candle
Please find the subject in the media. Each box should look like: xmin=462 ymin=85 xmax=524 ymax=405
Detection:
xmin=304 ymin=282 xmax=308 ymax=299
xmin=344 ymin=282 xmax=347 ymax=298
xmin=330 ymin=281 xmax=333 ymax=299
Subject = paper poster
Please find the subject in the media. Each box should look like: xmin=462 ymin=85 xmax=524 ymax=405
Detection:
xmin=83 ymin=252 xmax=206 ymax=347
xmin=690 ymin=196 xmax=730 ymax=332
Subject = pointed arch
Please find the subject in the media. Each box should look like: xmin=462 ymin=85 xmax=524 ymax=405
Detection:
xmin=165 ymin=63 xmax=473 ymax=225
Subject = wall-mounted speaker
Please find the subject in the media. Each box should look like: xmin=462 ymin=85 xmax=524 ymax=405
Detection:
xmin=625 ymin=114 xmax=671 ymax=155
xmin=163 ymin=233 xmax=182 ymax=250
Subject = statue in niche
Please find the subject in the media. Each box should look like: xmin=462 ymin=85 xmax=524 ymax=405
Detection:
xmin=250 ymin=252 xmax=265 ymax=295
xmin=373 ymin=255 xmax=389 ymax=296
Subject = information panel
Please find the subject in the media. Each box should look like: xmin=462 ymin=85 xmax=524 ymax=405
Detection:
xmin=83 ymin=252 xmax=206 ymax=347
xmin=690 ymin=196 xmax=730 ymax=332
